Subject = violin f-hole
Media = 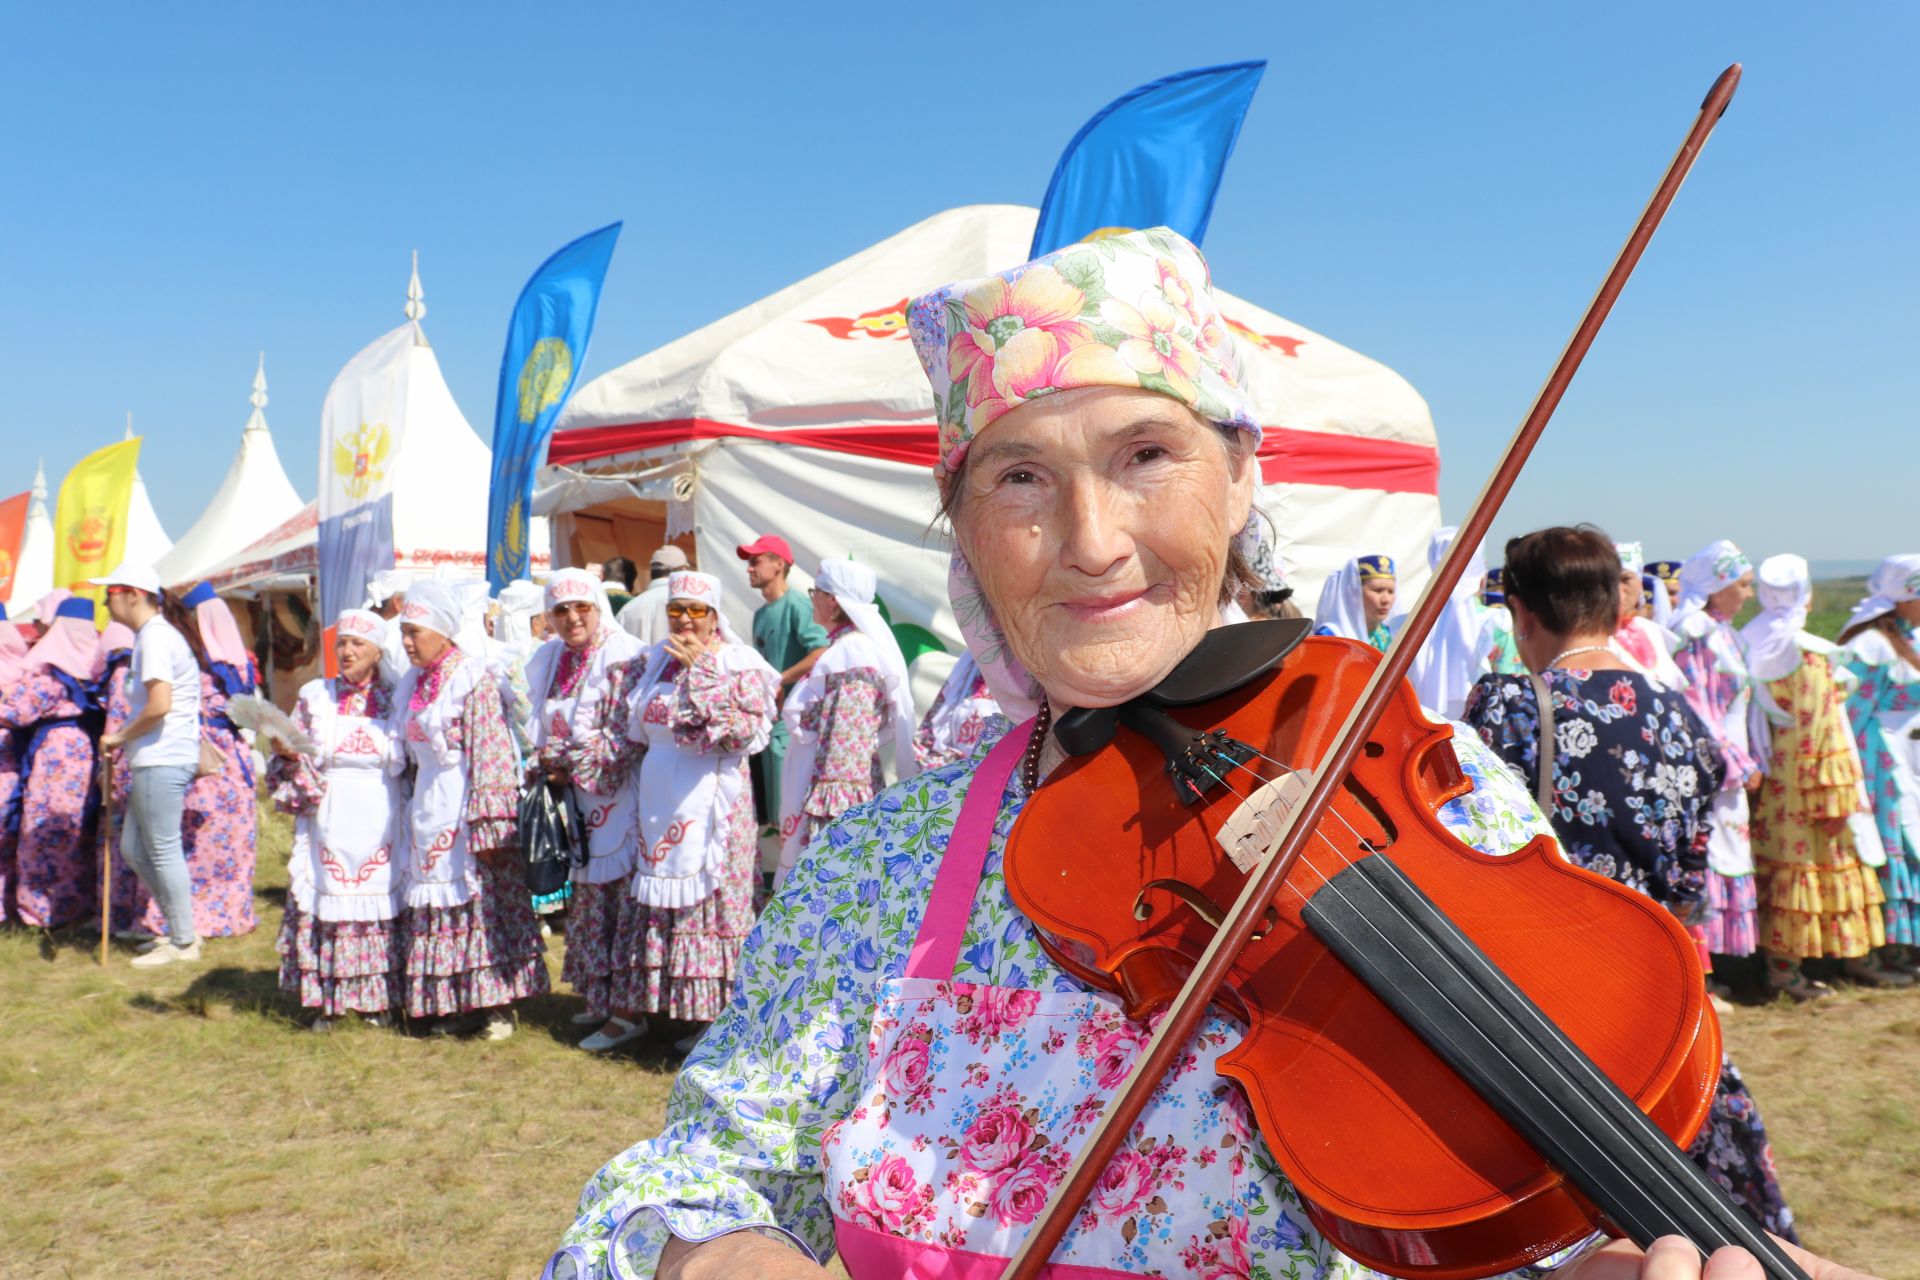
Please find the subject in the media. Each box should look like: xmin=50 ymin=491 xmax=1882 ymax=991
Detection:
xmin=1137 ymin=879 xmax=1279 ymax=940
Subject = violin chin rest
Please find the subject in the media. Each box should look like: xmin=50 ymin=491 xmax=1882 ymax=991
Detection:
xmin=1055 ymin=620 xmax=1313 ymax=757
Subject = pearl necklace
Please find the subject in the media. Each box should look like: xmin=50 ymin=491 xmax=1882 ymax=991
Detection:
xmin=1547 ymin=644 xmax=1615 ymax=669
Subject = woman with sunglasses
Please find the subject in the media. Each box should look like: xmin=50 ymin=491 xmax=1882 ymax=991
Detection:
xmin=614 ymin=570 xmax=779 ymax=1051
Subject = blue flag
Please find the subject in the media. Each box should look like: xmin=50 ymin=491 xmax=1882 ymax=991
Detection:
xmin=485 ymin=221 xmax=622 ymax=589
xmin=1030 ymin=61 xmax=1265 ymax=259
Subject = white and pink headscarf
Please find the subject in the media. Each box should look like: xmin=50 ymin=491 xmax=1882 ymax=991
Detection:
xmin=23 ymin=597 xmax=105 ymax=682
xmin=544 ymin=567 xmax=602 ymax=612
xmin=1740 ymin=554 xmax=1813 ymax=683
xmin=398 ymin=580 xmax=462 ymax=642
xmin=335 ymin=608 xmax=389 ymax=650
xmin=181 ymin=582 xmax=251 ymax=672
xmin=1843 ymin=554 xmax=1920 ymax=635
xmin=908 ymin=228 xmax=1261 ymax=718
xmin=1672 ymin=538 xmax=1754 ymax=631
xmin=665 ymin=570 xmax=744 ymax=644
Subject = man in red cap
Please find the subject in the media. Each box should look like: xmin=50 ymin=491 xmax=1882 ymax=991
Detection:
xmin=738 ymin=534 xmax=828 ymax=831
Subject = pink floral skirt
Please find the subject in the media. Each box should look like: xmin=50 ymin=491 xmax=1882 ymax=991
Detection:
xmin=561 ymin=879 xmax=633 ymax=1021
xmin=400 ymin=856 xmax=550 ymax=1018
xmin=1696 ymin=869 xmax=1759 ymax=957
xmin=612 ymin=788 xmax=757 ymax=1023
xmin=276 ymin=906 xmax=402 ymax=1016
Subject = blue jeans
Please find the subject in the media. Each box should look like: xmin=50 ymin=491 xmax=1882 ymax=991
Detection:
xmin=121 ymin=764 xmax=197 ymax=945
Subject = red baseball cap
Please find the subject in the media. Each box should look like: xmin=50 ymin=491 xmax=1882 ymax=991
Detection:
xmin=736 ymin=534 xmax=795 ymax=565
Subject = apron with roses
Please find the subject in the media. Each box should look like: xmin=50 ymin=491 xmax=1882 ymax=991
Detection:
xmin=820 ymin=722 xmax=1265 ymax=1279
xmin=534 ymin=640 xmax=641 ymax=886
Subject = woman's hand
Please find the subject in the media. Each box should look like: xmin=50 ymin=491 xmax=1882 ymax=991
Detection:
xmin=1563 ymin=1234 xmax=1882 ymax=1278
xmin=656 ymin=1231 xmax=828 ymax=1279
xmin=100 ymin=731 xmax=124 ymax=751
xmin=665 ymin=632 xmax=716 ymax=669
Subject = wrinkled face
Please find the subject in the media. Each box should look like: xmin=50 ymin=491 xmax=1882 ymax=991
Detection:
xmin=948 ymin=386 xmax=1254 ymax=710
xmin=1708 ymin=571 xmax=1754 ymax=618
xmin=809 ymin=586 xmax=845 ymax=630
xmin=550 ymin=599 xmax=598 ymax=650
xmin=1362 ymin=577 xmax=1397 ymax=629
xmin=336 ymin=634 xmax=380 ymax=683
xmin=667 ymin=597 xmax=720 ymax=643
xmin=746 ymin=553 xmax=787 ymax=591
xmin=401 ymin=622 xmax=450 ymax=667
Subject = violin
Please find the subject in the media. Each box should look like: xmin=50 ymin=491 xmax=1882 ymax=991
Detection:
xmin=998 ymin=64 xmax=1809 ymax=1280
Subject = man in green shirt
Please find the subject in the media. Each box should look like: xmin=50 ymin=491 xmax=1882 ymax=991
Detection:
xmin=738 ymin=534 xmax=828 ymax=826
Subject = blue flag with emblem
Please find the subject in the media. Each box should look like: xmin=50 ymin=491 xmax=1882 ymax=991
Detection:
xmin=485 ymin=221 xmax=622 ymax=589
xmin=1030 ymin=61 xmax=1265 ymax=258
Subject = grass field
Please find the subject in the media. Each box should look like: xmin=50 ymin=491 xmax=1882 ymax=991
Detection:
xmin=3 ymin=800 xmax=1915 ymax=1279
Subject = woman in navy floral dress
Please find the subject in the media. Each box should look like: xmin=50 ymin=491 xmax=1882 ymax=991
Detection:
xmin=1463 ymin=526 xmax=1796 ymax=1244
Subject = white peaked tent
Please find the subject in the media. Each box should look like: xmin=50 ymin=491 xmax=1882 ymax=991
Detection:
xmin=537 ymin=204 xmax=1442 ymax=650
xmin=157 ymin=355 xmax=302 ymax=588
xmin=121 ymin=421 xmax=174 ymax=567
xmin=202 ymin=261 xmax=547 ymax=594
xmin=9 ymin=460 xmax=56 ymax=618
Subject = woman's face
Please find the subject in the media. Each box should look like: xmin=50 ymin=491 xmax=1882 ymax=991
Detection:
xmin=809 ymin=587 xmax=845 ymax=630
xmin=401 ymin=623 xmax=450 ymax=668
xmin=1618 ymin=570 xmax=1642 ymax=626
xmin=1708 ymin=571 xmax=1754 ymax=619
xmin=950 ymin=386 xmax=1254 ymax=710
xmin=551 ymin=600 xmax=599 ymax=650
xmin=1895 ymin=598 xmax=1920 ymax=624
xmin=668 ymin=598 xmax=720 ymax=644
xmin=336 ymin=635 xmax=380 ymax=683
xmin=1362 ymin=577 xmax=1397 ymax=629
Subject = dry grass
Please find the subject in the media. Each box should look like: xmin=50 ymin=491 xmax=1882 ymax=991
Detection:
xmin=1 ymin=804 xmax=1913 ymax=1278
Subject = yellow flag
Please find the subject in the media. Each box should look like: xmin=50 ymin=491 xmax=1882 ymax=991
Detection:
xmin=53 ymin=437 xmax=141 ymax=625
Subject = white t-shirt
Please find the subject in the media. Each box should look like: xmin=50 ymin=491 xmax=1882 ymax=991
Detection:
xmin=126 ymin=617 xmax=202 ymax=769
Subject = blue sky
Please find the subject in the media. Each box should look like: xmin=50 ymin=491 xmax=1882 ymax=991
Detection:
xmin=1 ymin=2 xmax=1911 ymax=565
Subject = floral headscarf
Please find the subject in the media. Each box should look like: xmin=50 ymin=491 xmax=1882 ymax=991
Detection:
xmin=908 ymin=228 xmax=1261 ymax=717
xmin=1672 ymin=538 xmax=1753 ymax=628
xmin=1843 ymin=553 xmax=1920 ymax=635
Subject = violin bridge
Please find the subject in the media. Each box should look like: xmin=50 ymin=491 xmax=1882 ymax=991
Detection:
xmin=1216 ymin=767 xmax=1313 ymax=874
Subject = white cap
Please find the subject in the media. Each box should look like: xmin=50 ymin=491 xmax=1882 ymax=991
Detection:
xmin=650 ymin=544 xmax=690 ymax=571
xmin=88 ymin=559 xmax=162 ymax=595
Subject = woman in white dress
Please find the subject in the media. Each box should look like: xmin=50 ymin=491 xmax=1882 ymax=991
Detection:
xmin=523 ymin=568 xmax=647 ymax=1050
xmin=775 ymin=559 xmax=916 ymax=887
xmin=270 ymin=609 xmax=407 ymax=1031
xmin=617 ymin=570 xmax=779 ymax=1049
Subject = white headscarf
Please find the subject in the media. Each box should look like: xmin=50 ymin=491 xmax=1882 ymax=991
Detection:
xmin=1671 ymin=539 xmax=1753 ymax=631
xmin=398 ymin=580 xmax=461 ymax=643
xmin=543 ymin=567 xmax=602 ymax=613
xmin=1741 ymin=554 xmax=1812 ymax=683
xmin=1844 ymin=553 xmax=1920 ymax=635
xmin=1404 ymin=526 xmax=1490 ymax=720
xmin=495 ymin=580 xmax=544 ymax=658
xmin=816 ymin=559 xmax=917 ymax=780
xmin=1314 ymin=558 xmax=1370 ymax=642
xmin=666 ymin=570 xmax=745 ymax=645
xmin=450 ymin=579 xmax=496 ymax=660
xmin=335 ymin=608 xmax=389 ymax=650
xmin=365 ymin=568 xmax=412 ymax=609
xmin=1615 ymin=541 xmax=1645 ymax=576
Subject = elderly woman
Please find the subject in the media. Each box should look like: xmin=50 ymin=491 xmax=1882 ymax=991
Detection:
xmin=1670 ymin=541 xmax=1763 ymax=977
xmin=270 ymin=610 xmax=407 ymax=1030
xmin=912 ymin=650 xmax=1000 ymax=772
xmin=1740 ymin=555 xmax=1900 ymax=996
xmin=611 ymin=569 xmax=778 ymax=1050
xmin=1314 ymin=553 xmax=1397 ymax=650
xmin=1462 ymin=526 xmax=1797 ymax=1245
xmin=544 ymin=232 xmax=1859 ymax=1280
xmin=523 ymin=569 xmax=647 ymax=1050
xmin=773 ymin=559 xmax=914 ymax=886
xmin=0 ymin=596 xmax=107 ymax=928
xmin=392 ymin=579 xmax=548 ymax=1039
xmin=1612 ymin=540 xmax=1687 ymax=691
xmin=1838 ymin=553 xmax=1920 ymax=976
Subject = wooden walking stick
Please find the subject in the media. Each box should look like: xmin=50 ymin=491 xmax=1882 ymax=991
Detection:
xmin=98 ymin=747 xmax=113 ymax=966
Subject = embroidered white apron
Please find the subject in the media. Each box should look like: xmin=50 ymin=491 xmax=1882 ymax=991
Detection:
xmin=819 ymin=724 xmax=1269 ymax=1278
xmin=397 ymin=660 xmax=483 ymax=910
xmin=288 ymin=680 xmax=405 ymax=922
xmin=530 ymin=635 xmax=642 ymax=886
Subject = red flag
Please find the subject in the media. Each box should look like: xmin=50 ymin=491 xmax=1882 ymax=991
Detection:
xmin=0 ymin=491 xmax=27 ymax=604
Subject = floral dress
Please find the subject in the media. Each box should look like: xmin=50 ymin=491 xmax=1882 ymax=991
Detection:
xmin=1841 ymin=626 xmax=1920 ymax=945
xmin=392 ymin=647 xmax=549 ymax=1018
xmin=1463 ymin=669 xmax=1797 ymax=1244
xmin=0 ymin=670 xmax=103 ymax=928
xmin=126 ymin=665 xmax=260 ymax=938
xmin=547 ymin=722 xmax=1608 ymax=1279
xmin=1671 ymin=611 xmax=1761 ymax=956
xmin=1750 ymin=647 xmax=1885 ymax=959
xmin=776 ymin=626 xmax=890 ymax=882
xmin=269 ymin=676 xmax=407 ymax=1016
xmin=0 ymin=726 xmax=20 ymax=925
xmin=613 ymin=646 xmax=779 ymax=1022
xmin=911 ymin=655 xmax=998 ymax=773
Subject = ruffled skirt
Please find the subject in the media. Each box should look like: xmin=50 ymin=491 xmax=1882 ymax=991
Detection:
xmin=400 ymin=856 xmax=549 ymax=1018
xmin=276 ymin=906 xmax=402 ymax=1016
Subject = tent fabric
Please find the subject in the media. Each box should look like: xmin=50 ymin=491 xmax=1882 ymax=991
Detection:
xmin=10 ymin=461 xmax=55 ymax=620
xmin=541 ymin=204 xmax=1442 ymax=645
xmin=157 ymin=363 xmax=302 ymax=588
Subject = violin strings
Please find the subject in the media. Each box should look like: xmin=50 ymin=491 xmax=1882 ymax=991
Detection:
xmin=1194 ymin=748 xmax=1730 ymax=1253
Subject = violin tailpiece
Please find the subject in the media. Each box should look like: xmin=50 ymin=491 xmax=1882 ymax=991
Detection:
xmin=1299 ymin=857 xmax=1810 ymax=1280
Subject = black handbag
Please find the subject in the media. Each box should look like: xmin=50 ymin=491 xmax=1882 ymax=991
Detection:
xmin=520 ymin=779 xmax=586 ymax=898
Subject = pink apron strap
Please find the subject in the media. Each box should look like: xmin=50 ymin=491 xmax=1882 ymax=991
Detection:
xmin=904 ymin=717 xmax=1036 ymax=981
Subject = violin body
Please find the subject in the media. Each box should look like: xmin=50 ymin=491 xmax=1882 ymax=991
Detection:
xmin=1005 ymin=634 xmax=1721 ymax=1277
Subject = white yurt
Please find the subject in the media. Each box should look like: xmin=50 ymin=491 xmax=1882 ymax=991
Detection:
xmin=8 ymin=460 xmax=56 ymax=618
xmin=121 ymin=421 xmax=174 ymax=567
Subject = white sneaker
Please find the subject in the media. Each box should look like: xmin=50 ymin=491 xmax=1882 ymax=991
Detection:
xmin=480 ymin=1012 xmax=516 ymax=1041
xmin=130 ymin=939 xmax=202 ymax=969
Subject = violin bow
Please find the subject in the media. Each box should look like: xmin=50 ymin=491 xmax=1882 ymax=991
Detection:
xmin=1005 ymin=63 xmax=1744 ymax=1278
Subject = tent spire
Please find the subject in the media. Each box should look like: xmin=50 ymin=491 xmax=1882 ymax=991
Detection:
xmin=30 ymin=458 xmax=47 ymax=510
xmin=246 ymin=352 xmax=270 ymax=433
xmin=125 ymin=411 xmax=135 ymax=441
xmin=405 ymin=249 xmax=432 ymax=348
